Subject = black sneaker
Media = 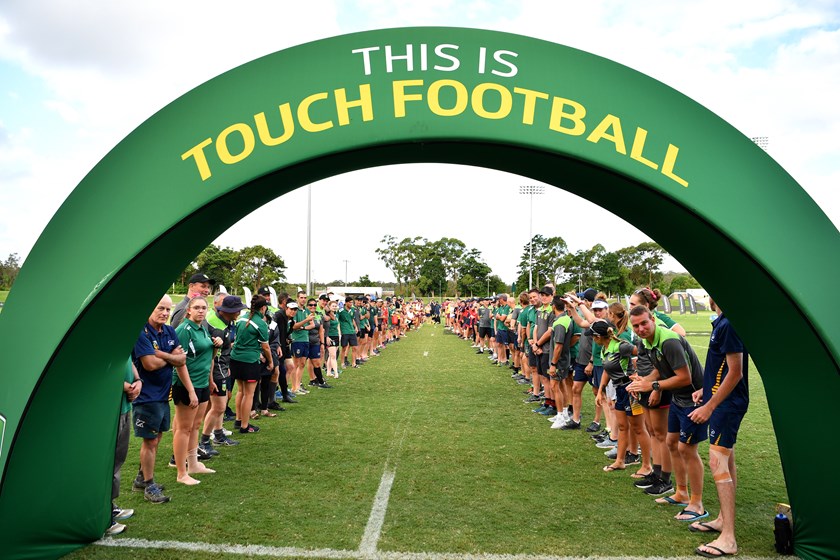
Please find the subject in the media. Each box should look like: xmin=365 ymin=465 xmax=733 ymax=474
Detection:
xmin=523 ymin=395 xmax=540 ymax=403
xmin=624 ymin=452 xmax=641 ymax=466
xmin=144 ymin=482 xmax=170 ymax=504
xmin=634 ymin=473 xmax=657 ymax=489
xmin=196 ymin=446 xmax=214 ymax=461
xmin=644 ymin=479 xmax=674 ymax=496
xmin=233 ymin=420 xmax=242 ymax=430
xmin=316 ymin=382 xmax=333 ymax=388
xmin=585 ymin=421 xmax=601 ymax=433
xmin=560 ymin=420 xmax=581 ymax=430
xmin=223 ymin=411 xmax=236 ymax=422
xmin=267 ymin=402 xmax=285 ymax=411
xmin=132 ymin=477 xmax=165 ymax=492
xmin=282 ymin=396 xmax=298 ymax=404
xmin=239 ymin=424 xmax=260 ymax=433
xmin=167 ymin=455 xmax=181 ymax=468
xmin=198 ymin=441 xmax=220 ymax=457
xmin=212 ymin=434 xmax=240 ymax=446
xmin=309 ymin=380 xmax=319 ymax=386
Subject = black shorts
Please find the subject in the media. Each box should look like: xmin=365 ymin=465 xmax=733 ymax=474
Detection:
xmin=536 ymin=352 xmax=550 ymax=378
xmin=358 ymin=329 xmax=368 ymax=339
xmin=172 ymin=384 xmax=211 ymax=405
xmin=329 ymin=335 xmax=340 ymax=347
xmin=341 ymin=333 xmax=359 ymax=347
xmin=230 ymin=358 xmax=261 ymax=382
xmin=212 ymin=371 xmax=227 ymax=396
xmin=528 ymin=349 xmax=538 ymax=367
xmin=479 ymin=326 xmax=493 ymax=339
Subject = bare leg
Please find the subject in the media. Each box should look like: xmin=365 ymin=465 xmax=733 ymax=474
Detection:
xmin=139 ymin=436 xmax=161 ymax=482
xmin=675 ymin=441 xmax=705 ymax=519
xmin=173 ymin=403 xmax=200 ymax=485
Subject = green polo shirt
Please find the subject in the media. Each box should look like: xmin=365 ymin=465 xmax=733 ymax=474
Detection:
xmin=359 ymin=306 xmax=370 ymax=329
xmin=338 ymin=306 xmax=356 ymax=333
xmin=231 ymin=313 xmax=269 ymax=363
xmin=290 ymin=309 xmax=311 ymax=343
xmin=175 ymin=318 xmax=214 ymax=387
xmin=495 ymin=304 xmax=511 ymax=331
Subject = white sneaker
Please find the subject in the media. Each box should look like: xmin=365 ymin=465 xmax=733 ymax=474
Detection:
xmin=222 ymin=428 xmax=232 ymax=436
xmin=105 ymin=521 xmax=126 ymax=536
xmin=547 ymin=414 xmax=560 ymax=422
xmin=550 ymin=418 xmax=567 ymax=429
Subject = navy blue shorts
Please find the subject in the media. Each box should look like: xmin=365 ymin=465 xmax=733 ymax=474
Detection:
xmin=709 ymin=406 xmax=746 ymax=448
xmin=132 ymin=401 xmax=170 ymax=439
xmin=308 ymin=342 xmax=321 ymax=359
xmin=668 ymin=403 xmax=709 ymax=444
xmin=495 ymin=330 xmax=509 ymax=345
xmin=573 ymin=363 xmax=589 ymax=383
xmin=590 ymin=365 xmax=604 ymax=388
xmin=291 ymin=341 xmax=309 ymax=359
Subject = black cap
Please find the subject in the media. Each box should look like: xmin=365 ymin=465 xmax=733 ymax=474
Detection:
xmin=189 ymin=272 xmax=215 ymax=285
xmin=582 ymin=288 xmax=598 ymax=302
xmin=538 ymin=285 xmax=554 ymax=296
xmin=218 ymin=295 xmax=247 ymax=313
xmin=257 ymin=286 xmax=271 ymax=296
xmin=584 ymin=319 xmax=616 ymax=337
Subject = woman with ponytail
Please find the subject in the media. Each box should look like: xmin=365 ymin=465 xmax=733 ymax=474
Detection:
xmin=230 ymin=295 xmax=273 ymax=434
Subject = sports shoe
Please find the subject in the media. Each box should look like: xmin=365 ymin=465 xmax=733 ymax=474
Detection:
xmin=596 ymin=437 xmax=618 ymax=449
xmin=624 ymin=452 xmax=641 ymax=466
xmin=592 ymin=430 xmax=610 ymax=442
xmin=239 ymin=424 xmax=260 ymax=433
xmin=604 ymin=447 xmax=618 ymax=460
xmin=105 ymin=521 xmax=126 ymax=536
xmin=297 ymin=387 xmax=309 ymax=395
xmin=532 ymin=405 xmax=548 ymax=414
xmin=517 ymin=378 xmax=531 ymax=385
xmin=112 ymin=506 xmax=134 ymax=521
xmin=560 ymin=420 xmax=581 ymax=430
xmin=267 ymin=402 xmax=285 ymax=411
xmin=633 ymin=473 xmax=657 ymax=489
xmin=168 ymin=455 xmax=181 ymax=468
xmin=309 ymin=380 xmax=319 ymax=386
xmin=524 ymin=395 xmax=540 ymax=403
xmin=144 ymin=482 xmax=170 ymax=504
xmin=476 ymin=349 xmax=484 ymax=354
xmin=540 ymin=406 xmax=557 ymax=417
xmin=198 ymin=441 xmax=220 ymax=457
xmin=223 ymin=410 xmax=236 ymax=422
xmin=316 ymin=381 xmax=333 ymax=388
xmin=585 ymin=421 xmax=601 ymax=433
xmin=548 ymin=413 xmax=560 ymax=422
xmin=132 ymin=476 xmax=164 ymax=492
xmin=212 ymin=434 xmax=240 ymax=446
xmin=644 ymin=479 xmax=674 ymax=496
xmin=196 ymin=446 xmax=215 ymax=461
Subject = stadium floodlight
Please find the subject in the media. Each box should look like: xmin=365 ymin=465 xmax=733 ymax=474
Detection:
xmin=750 ymin=136 xmax=769 ymax=151
xmin=519 ymin=185 xmax=545 ymax=290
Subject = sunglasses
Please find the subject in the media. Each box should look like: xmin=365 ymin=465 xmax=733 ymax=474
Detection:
xmin=308 ymin=304 xmax=317 ymax=307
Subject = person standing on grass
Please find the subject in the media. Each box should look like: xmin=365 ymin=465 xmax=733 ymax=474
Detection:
xmin=339 ymin=296 xmax=359 ymax=368
xmin=131 ymin=295 xmax=185 ymax=504
xmin=686 ymin=297 xmax=749 ymax=558
xmin=324 ymin=299 xmax=342 ymax=377
xmin=520 ymin=289 xmax=540 ymax=403
xmin=204 ymin=294 xmax=246 ymax=448
xmin=568 ymin=298 xmax=609 ymax=433
xmin=493 ymin=294 xmax=511 ymax=366
xmin=304 ymin=297 xmax=332 ymax=389
xmin=231 ymin=295 xmax=273 ymax=434
xmin=530 ymin=287 xmax=556 ymax=417
xmin=108 ymin=359 xmax=140 ymax=535
xmin=172 ymin=297 xmax=217 ymax=485
xmin=548 ymin=295 xmax=576 ymax=429
xmin=476 ymin=298 xmax=492 ymax=354
xmin=626 ymin=305 xmax=707 ymax=522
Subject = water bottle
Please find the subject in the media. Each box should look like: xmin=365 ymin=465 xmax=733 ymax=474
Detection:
xmin=773 ymin=513 xmax=793 ymax=554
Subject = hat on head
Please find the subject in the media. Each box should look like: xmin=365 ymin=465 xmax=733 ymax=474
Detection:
xmin=318 ymin=293 xmax=329 ymax=301
xmin=287 ymin=302 xmax=299 ymax=310
xmin=591 ymin=300 xmax=609 ymax=310
xmin=218 ymin=295 xmax=247 ymax=313
xmin=189 ymin=272 xmax=216 ymax=285
xmin=582 ymin=288 xmax=598 ymax=302
xmin=538 ymin=285 xmax=554 ymax=296
xmin=585 ymin=319 xmax=616 ymax=337
xmin=257 ymin=286 xmax=271 ymax=296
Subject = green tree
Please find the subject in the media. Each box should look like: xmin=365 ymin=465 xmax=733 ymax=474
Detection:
xmin=669 ymin=273 xmax=701 ymax=293
xmin=456 ymin=249 xmax=492 ymax=296
xmin=617 ymin=241 xmax=665 ymax=288
xmin=0 ymin=253 xmax=21 ymax=290
xmin=357 ymin=274 xmax=372 ymax=285
xmin=231 ymin=245 xmax=287 ymax=292
xmin=515 ymin=235 xmax=569 ymax=290
xmin=416 ymin=251 xmax=446 ymax=296
xmin=195 ymin=244 xmax=239 ymax=288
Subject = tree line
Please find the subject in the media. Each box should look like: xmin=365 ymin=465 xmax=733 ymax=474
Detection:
xmin=0 ymin=253 xmax=21 ymax=291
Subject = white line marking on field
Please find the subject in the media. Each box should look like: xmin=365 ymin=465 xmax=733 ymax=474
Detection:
xmin=94 ymin=538 xmax=784 ymax=560
xmin=359 ymin=468 xmax=396 ymax=555
xmin=423 ymin=351 xmax=429 ymax=357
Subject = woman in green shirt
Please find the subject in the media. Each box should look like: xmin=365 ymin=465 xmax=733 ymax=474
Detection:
xmin=173 ymin=297 xmax=216 ymax=485
xmin=230 ymin=296 xmax=273 ymax=434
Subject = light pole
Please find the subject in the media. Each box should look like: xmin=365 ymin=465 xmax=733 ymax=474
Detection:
xmin=306 ymin=184 xmax=312 ymax=296
xmin=343 ymin=259 xmax=349 ymax=286
xmin=487 ymin=277 xmax=490 ymax=297
xmin=519 ymin=185 xmax=544 ymax=290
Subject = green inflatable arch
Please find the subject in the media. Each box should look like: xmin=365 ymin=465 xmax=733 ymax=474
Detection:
xmin=0 ymin=27 xmax=837 ymax=560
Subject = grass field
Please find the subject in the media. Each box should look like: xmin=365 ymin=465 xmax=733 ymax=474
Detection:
xmin=63 ymin=317 xmax=786 ymax=559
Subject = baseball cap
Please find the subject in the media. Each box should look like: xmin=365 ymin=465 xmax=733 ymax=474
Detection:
xmin=581 ymin=288 xmax=598 ymax=302
xmin=189 ymin=272 xmax=215 ymax=285
xmin=287 ymin=302 xmax=299 ymax=310
xmin=585 ymin=319 xmax=615 ymax=337
xmin=257 ymin=286 xmax=271 ymax=296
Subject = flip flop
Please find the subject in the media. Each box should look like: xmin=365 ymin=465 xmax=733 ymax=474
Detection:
xmin=694 ymin=544 xmax=735 ymax=557
xmin=689 ymin=521 xmax=721 ymax=533
xmin=603 ymin=464 xmax=625 ymax=472
xmin=676 ymin=509 xmax=709 ymax=521
xmin=655 ymin=496 xmax=688 ymax=506
xmin=631 ymin=471 xmax=653 ymax=479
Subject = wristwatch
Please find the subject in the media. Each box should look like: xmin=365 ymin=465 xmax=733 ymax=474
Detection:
xmin=652 ymin=381 xmax=661 ymax=392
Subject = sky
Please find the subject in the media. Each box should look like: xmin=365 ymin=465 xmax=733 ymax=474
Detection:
xmin=1 ymin=1 xmax=838 ymax=287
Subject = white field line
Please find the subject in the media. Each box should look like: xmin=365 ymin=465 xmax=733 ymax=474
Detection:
xmin=423 ymin=351 xmax=429 ymax=357
xmin=358 ymin=468 xmax=396 ymax=554
xmin=94 ymin=538 xmax=785 ymax=560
